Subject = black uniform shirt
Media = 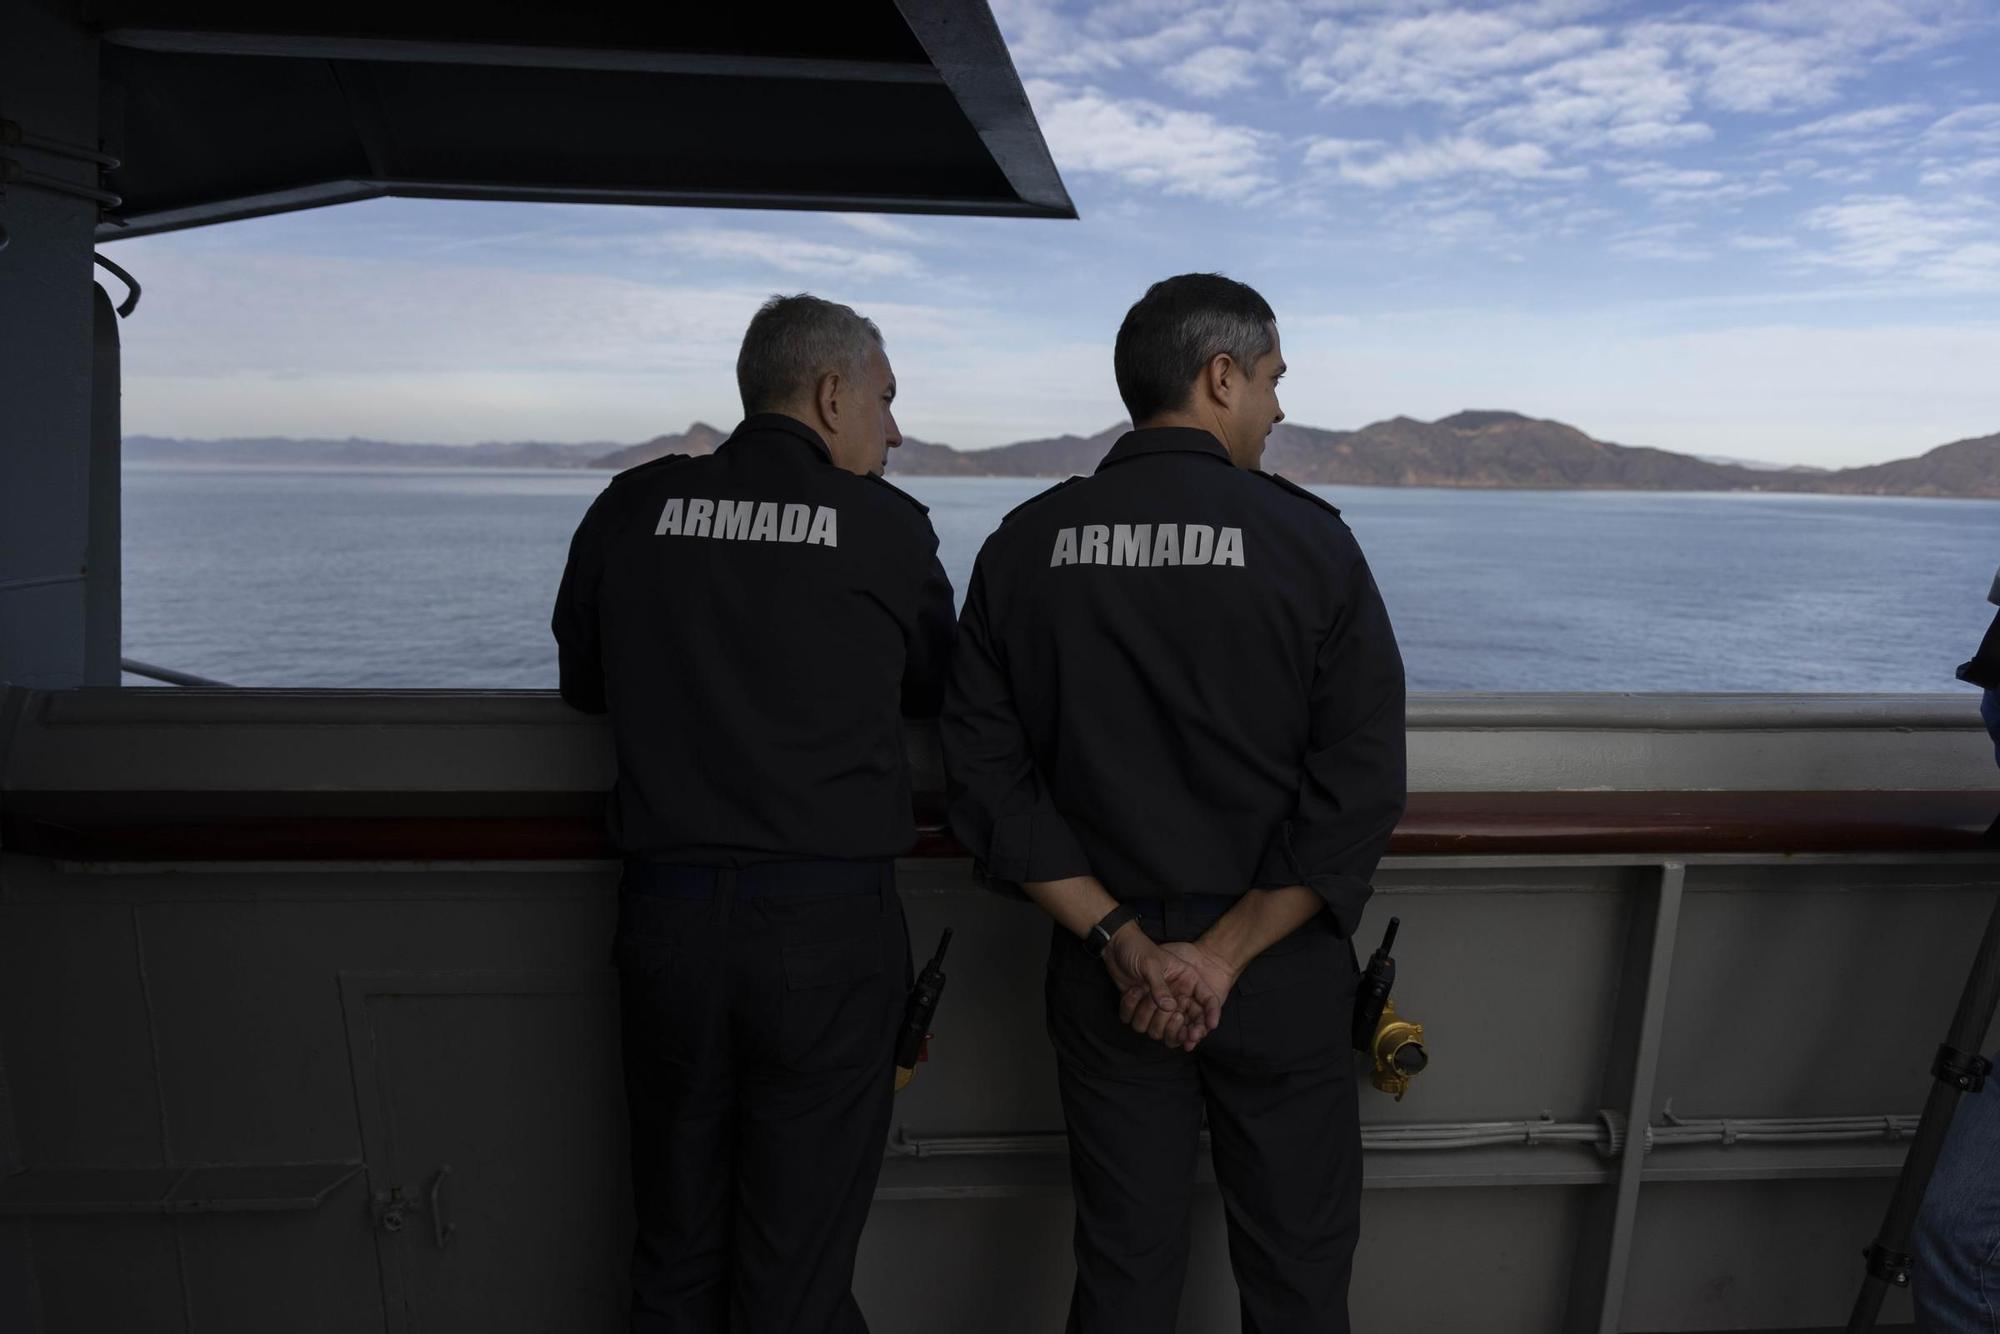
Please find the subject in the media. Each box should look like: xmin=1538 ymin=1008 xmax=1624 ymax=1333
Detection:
xmin=941 ymin=427 xmax=1407 ymax=937
xmin=554 ymin=413 xmax=955 ymax=863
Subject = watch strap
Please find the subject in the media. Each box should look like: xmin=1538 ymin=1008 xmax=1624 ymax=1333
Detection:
xmin=1085 ymin=904 xmax=1140 ymax=957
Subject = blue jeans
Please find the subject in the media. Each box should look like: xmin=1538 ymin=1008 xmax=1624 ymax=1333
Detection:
xmin=1914 ymin=1053 xmax=2000 ymax=1332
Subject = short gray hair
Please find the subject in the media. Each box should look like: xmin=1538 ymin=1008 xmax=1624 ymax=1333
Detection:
xmin=736 ymin=294 xmax=884 ymax=416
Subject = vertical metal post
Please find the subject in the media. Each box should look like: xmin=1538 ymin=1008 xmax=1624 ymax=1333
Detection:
xmin=84 ymin=281 xmax=121 ymax=685
xmin=0 ymin=0 xmax=101 ymax=689
xmin=1566 ymin=861 xmax=1686 ymax=1334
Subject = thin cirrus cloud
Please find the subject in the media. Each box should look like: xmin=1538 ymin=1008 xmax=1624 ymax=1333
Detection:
xmin=1306 ymin=135 xmax=1585 ymax=188
xmin=1161 ymin=46 xmax=1265 ymax=99
xmin=652 ymin=228 xmax=924 ymax=280
xmin=1022 ymin=78 xmax=1277 ymax=201
xmin=1800 ymin=194 xmax=2000 ymax=287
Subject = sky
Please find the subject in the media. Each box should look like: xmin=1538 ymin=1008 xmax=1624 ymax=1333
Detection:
xmin=109 ymin=0 xmax=2000 ymax=467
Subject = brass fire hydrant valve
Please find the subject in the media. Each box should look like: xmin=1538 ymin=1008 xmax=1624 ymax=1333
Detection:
xmin=1368 ymin=998 xmax=1428 ymax=1101
xmin=1353 ymin=917 xmax=1429 ymax=1100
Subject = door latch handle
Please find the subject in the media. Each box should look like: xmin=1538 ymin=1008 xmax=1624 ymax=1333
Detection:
xmin=370 ymin=1165 xmax=455 ymax=1250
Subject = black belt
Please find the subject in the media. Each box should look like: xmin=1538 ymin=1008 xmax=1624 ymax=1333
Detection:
xmin=622 ymin=858 xmax=890 ymax=900
xmin=1122 ymin=894 xmax=1238 ymax=917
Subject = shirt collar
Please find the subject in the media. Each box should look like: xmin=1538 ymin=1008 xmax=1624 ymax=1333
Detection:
xmin=1095 ymin=427 xmax=1234 ymax=473
xmin=722 ymin=413 xmax=833 ymax=463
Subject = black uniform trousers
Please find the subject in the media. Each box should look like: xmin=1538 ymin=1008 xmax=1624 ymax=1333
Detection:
xmin=1046 ymin=897 xmax=1363 ymax=1334
xmin=614 ymin=860 xmax=910 ymax=1334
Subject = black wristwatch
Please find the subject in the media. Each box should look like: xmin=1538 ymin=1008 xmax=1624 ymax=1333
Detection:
xmin=1084 ymin=904 xmax=1139 ymax=958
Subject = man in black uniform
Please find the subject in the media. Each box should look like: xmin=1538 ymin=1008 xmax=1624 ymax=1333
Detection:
xmin=942 ymin=273 xmax=1407 ymax=1334
xmin=553 ymin=293 xmax=954 ymax=1334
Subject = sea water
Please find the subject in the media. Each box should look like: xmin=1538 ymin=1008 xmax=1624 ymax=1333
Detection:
xmin=121 ymin=466 xmax=2000 ymax=694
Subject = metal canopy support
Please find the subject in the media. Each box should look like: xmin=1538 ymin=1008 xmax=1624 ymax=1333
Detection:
xmin=892 ymin=0 xmax=1075 ymax=217
xmin=98 ymin=29 xmax=947 ymax=84
xmin=89 ymin=0 xmax=1075 ymax=239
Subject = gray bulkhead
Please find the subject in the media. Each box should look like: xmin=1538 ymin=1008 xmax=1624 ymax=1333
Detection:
xmin=1 ymin=689 xmax=1995 ymax=1332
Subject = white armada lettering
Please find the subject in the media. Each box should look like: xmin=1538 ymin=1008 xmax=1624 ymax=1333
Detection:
xmin=715 ymin=499 xmax=753 ymax=541
xmin=1048 ymin=523 xmax=1245 ymax=568
xmin=780 ymin=504 xmax=811 ymax=542
xmin=654 ymin=498 xmax=838 ymax=547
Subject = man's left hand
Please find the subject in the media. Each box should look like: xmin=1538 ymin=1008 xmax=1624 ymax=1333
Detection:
xmin=1122 ymin=941 xmax=1240 ymax=1051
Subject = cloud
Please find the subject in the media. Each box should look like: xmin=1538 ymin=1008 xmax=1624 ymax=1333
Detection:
xmin=1653 ymin=21 xmax=1857 ymax=114
xmin=1618 ymin=166 xmax=1725 ymax=190
xmin=1799 ymin=193 xmax=2000 ymax=288
xmin=1919 ymin=156 xmax=2000 ymax=187
xmin=1610 ymin=221 xmax=1712 ymax=261
xmin=1615 ymin=162 xmax=1790 ymax=206
xmin=988 ymin=0 xmax=1238 ymax=81
xmin=1470 ymin=40 xmax=1708 ymax=151
xmin=1292 ymin=0 xmax=1982 ymax=168
xmin=1925 ymin=103 xmax=2000 ymax=149
xmin=1298 ymin=8 xmax=1605 ymax=109
xmin=1162 ymin=46 xmax=1264 ymax=99
xmin=1764 ymin=101 xmax=1931 ymax=159
xmin=1773 ymin=102 xmax=1930 ymax=142
xmin=833 ymin=214 xmax=931 ymax=244
xmin=672 ymin=228 xmax=924 ymax=280
xmin=1024 ymin=80 xmax=1277 ymax=201
xmin=1306 ymin=134 xmax=1586 ymax=188
xmin=1728 ymin=233 xmax=1798 ymax=251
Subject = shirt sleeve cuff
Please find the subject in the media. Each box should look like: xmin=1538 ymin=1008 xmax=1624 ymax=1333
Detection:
xmin=981 ymin=808 xmax=1093 ymax=889
xmin=1252 ymin=823 xmax=1372 ymax=939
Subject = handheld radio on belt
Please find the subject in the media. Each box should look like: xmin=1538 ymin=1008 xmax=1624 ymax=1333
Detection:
xmin=1351 ymin=916 xmax=1429 ymax=1101
xmin=894 ymin=929 xmax=953 ymax=1092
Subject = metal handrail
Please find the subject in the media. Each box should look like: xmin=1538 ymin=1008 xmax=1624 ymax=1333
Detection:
xmin=120 ymin=657 xmax=233 ymax=688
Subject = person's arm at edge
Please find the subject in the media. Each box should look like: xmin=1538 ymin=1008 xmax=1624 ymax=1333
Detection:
xmin=900 ymin=533 xmax=955 ymax=717
xmin=552 ymin=491 xmax=610 ymax=715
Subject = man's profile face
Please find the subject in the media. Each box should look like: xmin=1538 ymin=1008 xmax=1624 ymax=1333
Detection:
xmin=1228 ymin=324 xmax=1286 ymax=470
xmin=825 ymin=345 xmax=902 ymax=477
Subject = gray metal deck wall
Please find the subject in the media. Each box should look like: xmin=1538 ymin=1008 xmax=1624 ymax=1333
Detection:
xmin=1 ymin=690 xmax=1996 ymax=1332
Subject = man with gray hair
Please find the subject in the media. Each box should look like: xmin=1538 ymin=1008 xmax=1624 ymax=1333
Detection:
xmin=943 ymin=273 xmax=1407 ymax=1333
xmin=555 ymin=293 xmax=953 ymax=1333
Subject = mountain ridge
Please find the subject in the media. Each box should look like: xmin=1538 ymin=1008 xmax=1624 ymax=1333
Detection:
xmin=125 ymin=413 xmax=2000 ymax=499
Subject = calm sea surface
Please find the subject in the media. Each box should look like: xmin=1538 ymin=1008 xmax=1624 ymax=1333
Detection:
xmin=122 ymin=465 xmax=2000 ymax=693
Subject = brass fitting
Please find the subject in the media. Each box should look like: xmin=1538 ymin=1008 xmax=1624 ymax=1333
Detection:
xmin=1369 ymin=999 xmax=1428 ymax=1101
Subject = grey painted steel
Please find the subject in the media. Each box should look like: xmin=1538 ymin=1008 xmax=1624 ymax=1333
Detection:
xmin=118 ymin=659 xmax=233 ymax=689
xmin=91 ymin=0 xmax=1076 ymax=239
xmin=6 ymin=689 xmax=1998 ymax=795
xmin=1596 ymin=864 xmax=1687 ymax=1334
xmin=0 ymin=3 xmax=100 ymax=1323
xmin=892 ymin=0 xmax=1076 ymax=216
xmin=100 ymin=29 xmax=948 ymax=84
xmin=0 ymin=0 xmax=100 ymax=693
xmin=0 ymin=1162 xmax=363 ymax=1214
xmin=84 ymin=285 xmax=120 ymax=687
xmin=5 ymin=693 xmax=1997 ymax=1330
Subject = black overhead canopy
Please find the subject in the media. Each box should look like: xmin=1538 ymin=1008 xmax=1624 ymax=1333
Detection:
xmin=89 ymin=1 xmax=1075 ymax=240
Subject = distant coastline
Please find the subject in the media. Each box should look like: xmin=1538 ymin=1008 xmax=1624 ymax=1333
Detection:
xmin=125 ymin=410 xmax=2000 ymax=500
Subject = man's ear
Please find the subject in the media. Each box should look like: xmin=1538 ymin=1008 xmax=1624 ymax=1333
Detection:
xmin=1207 ymin=353 xmax=1237 ymax=409
xmin=815 ymin=371 xmax=843 ymax=432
